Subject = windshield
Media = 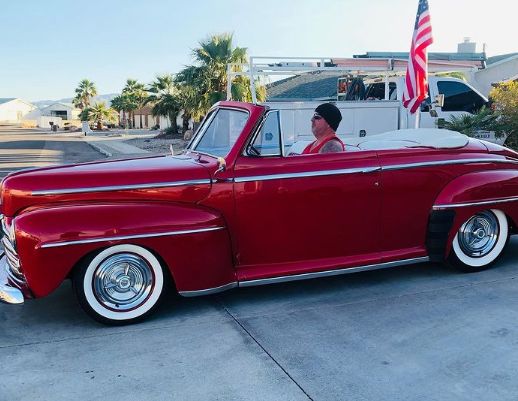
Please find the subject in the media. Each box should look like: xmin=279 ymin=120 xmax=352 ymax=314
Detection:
xmin=190 ymin=108 xmax=249 ymax=157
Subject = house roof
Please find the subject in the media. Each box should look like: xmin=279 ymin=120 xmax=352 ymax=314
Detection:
xmin=40 ymin=102 xmax=77 ymax=110
xmin=267 ymin=72 xmax=343 ymax=100
xmin=0 ymin=98 xmax=16 ymax=105
xmin=487 ymin=53 xmax=518 ymax=65
xmin=354 ymin=51 xmax=486 ymax=64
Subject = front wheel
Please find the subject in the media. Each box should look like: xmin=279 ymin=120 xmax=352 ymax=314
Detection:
xmin=449 ymin=209 xmax=509 ymax=272
xmin=74 ymin=244 xmax=165 ymax=325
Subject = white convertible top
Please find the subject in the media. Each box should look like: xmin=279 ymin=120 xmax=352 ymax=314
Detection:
xmin=288 ymin=129 xmax=470 ymax=154
xmin=355 ymin=129 xmax=469 ymax=150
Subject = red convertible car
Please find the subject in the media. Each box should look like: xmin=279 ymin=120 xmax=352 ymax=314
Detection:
xmin=1 ymin=101 xmax=518 ymax=324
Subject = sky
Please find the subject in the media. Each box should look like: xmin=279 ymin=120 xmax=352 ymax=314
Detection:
xmin=1 ymin=0 xmax=517 ymax=101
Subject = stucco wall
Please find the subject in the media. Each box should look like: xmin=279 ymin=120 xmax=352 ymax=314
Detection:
xmin=472 ymin=56 xmax=518 ymax=96
xmin=0 ymin=99 xmax=36 ymax=123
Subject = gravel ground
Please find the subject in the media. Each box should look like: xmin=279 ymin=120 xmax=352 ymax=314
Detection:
xmin=126 ymin=136 xmax=188 ymax=154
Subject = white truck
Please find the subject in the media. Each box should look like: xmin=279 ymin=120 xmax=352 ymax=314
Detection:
xmin=228 ymin=57 xmax=504 ymax=145
xmin=265 ymin=76 xmax=497 ymax=145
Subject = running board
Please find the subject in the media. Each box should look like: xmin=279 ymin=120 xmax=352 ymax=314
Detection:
xmin=179 ymin=257 xmax=430 ymax=297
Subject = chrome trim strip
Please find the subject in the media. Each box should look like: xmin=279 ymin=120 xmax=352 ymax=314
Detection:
xmin=31 ymin=179 xmax=211 ymax=196
xmin=382 ymin=158 xmax=517 ymax=171
xmin=179 ymin=282 xmax=238 ymax=297
xmin=239 ymin=257 xmax=430 ymax=287
xmin=235 ymin=166 xmax=381 ymax=183
xmin=40 ymin=226 xmax=225 ymax=249
xmin=2 ymin=236 xmax=16 ymax=255
xmin=233 ymin=158 xmax=517 ymax=183
xmin=433 ymin=196 xmax=518 ymax=210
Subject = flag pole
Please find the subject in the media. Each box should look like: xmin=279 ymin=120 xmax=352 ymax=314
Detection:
xmin=402 ymin=0 xmax=433 ymax=128
xmin=415 ymin=108 xmax=421 ymax=128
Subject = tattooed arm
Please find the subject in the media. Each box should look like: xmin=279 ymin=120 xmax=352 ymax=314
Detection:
xmin=319 ymin=139 xmax=344 ymax=153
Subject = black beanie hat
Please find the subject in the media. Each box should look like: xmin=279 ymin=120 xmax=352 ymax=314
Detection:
xmin=315 ymin=103 xmax=342 ymax=131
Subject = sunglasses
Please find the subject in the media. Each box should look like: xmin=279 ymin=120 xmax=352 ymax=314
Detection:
xmin=312 ymin=113 xmax=323 ymax=120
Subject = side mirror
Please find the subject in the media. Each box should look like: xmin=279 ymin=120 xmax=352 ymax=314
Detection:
xmin=435 ymin=94 xmax=445 ymax=108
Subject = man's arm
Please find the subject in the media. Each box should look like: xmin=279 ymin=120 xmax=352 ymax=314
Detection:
xmin=319 ymin=139 xmax=343 ymax=153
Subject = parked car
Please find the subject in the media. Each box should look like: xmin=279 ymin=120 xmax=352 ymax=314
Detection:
xmin=1 ymin=101 xmax=518 ymax=325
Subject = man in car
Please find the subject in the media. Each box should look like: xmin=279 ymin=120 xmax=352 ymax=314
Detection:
xmin=302 ymin=103 xmax=345 ymax=154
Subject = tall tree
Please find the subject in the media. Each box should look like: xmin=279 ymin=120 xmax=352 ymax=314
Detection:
xmin=177 ymin=33 xmax=266 ymax=122
xmin=122 ymin=79 xmax=147 ymax=128
xmin=110 ymin=95 xmax=127 ymax=127
xmin=146 ymin=74 xmax=181 ymax=136
xmin=73 ymin=79 xmax=97 ymax=111
xmin=192 ymin=33 xmax=248 ymax=104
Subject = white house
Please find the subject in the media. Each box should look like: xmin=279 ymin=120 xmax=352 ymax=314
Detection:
xmin=38 ymin=102 xmax=81 ymax=120
xmin=0 ymin=98 xmax=36 ymax=123
xmin=470 ymin=54 xmax=518 ymax=96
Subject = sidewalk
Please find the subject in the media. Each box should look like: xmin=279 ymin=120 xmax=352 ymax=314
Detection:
xmin=84 ymin=134 xmax=152 ymax=157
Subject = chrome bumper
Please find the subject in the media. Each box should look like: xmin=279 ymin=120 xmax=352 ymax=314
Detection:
xmin=0 ymin=252 xmax=24 ymax=304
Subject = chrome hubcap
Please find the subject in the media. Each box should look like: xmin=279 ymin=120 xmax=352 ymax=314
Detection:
xmin=93 ymin=253 xmax=154 ymax=311
xmin=458 ymin=211 xmax=499 ymax=258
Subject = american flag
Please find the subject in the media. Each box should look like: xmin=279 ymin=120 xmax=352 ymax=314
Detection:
xmin=402 ymin=0 xmax=433 ymax=113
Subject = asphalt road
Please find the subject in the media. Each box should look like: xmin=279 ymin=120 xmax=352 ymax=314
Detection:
xmin=1 ymin=127 xmax=518 ymax=400
xmin=0 ymin=126 xmax=105 ymax=179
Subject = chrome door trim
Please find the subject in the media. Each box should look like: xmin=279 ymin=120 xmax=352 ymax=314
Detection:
xmin=239 ymin=257 xmax=430 ymax=287
xmin=40 ymin=226 xmax=225 ymax=249
xmin=31 ymin=179 xmax=211 ymax=196
xmin=179 ymin=282 xmax=238 ymax=297
xmin=382 ymin=157 xmax=517 ymax=171
xmin=433 ymin=196 xmax=518 ymax=210
xmin=234 ymin=166 xmax=381 ymax=183
xmin=233 ymin=157 xmax=517 ymax=183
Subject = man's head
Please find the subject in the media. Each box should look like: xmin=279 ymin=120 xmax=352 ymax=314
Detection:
xmin=311 ymin=103 xmax=342 ymax=137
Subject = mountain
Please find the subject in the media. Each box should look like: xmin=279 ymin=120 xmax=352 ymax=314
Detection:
xmin=32 ymin=93 xmax=120 ymax=109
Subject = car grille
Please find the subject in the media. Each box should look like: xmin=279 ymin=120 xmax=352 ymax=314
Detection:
xmin=0 ymin=214 xmax=25 ymax=285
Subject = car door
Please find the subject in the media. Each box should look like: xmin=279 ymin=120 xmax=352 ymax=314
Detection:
xmin=232 ymin=110 xmax=382 ymax=278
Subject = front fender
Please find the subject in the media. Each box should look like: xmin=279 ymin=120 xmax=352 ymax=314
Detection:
xmin=15 ymin=202 xmax=236 ymax=297
xmin=431 ymin=170 xmax=518 ymax=259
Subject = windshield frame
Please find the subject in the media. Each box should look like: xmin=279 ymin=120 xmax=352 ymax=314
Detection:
xmin=186 ymin=106 xmax=251 ymax=158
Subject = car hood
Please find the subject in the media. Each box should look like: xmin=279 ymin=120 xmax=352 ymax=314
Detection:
xmin=1 ymin=155 xmax=212 ymax=216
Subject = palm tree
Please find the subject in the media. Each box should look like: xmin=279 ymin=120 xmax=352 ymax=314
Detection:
xmin=146 ymin=74 xmax=181 ymax=136
xmin=73 ymin=79 xmax=97 ymax=110
xmin=176 ymin=65 xmax=208 ymax=130
xmin=110 ymin=95 xmax=127 ymax=127
xmin=122 ymin=79 xmax=147 ymax=128
xmin=176 ymin=33 xmax=266 ymax=124
xmin=192 ymin=33 xmax=248 ymax=104
xmin=86 ymin=102 xmax=118 ymax=130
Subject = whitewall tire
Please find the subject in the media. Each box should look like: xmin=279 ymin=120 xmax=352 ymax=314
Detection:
xmin=74 ymin=244 xmax=165 ymax=324
xmin=450 ymin=209 xmax=509 ymax=271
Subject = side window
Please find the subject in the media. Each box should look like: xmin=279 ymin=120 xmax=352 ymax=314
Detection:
xmin=248 ymin=111 xmax=282 ymax=156
xmin=365 ymin=82 xmax=397 ymax=100
xmin=437 ymin=81 xmax=487 ymax=113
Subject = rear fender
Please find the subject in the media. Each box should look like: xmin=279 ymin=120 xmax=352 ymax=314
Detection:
xmin=431 ymin=170 xmax=518 ymax=259
xmin=15 ymin=202 xmax=235 ymax=297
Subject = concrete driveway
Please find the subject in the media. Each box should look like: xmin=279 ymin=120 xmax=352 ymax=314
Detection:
xmin=1 ymin=240 xmax=518 ymax=401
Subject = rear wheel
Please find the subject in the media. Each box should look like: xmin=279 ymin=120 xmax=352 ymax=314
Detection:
xmin=74 ymin=244 xmax=165 ymax=325
xmin=449 ymin=209 xmax=509 ymax=272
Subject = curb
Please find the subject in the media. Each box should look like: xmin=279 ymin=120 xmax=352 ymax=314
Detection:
xmin=86 ymin=141 xmax=113 ymax=157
